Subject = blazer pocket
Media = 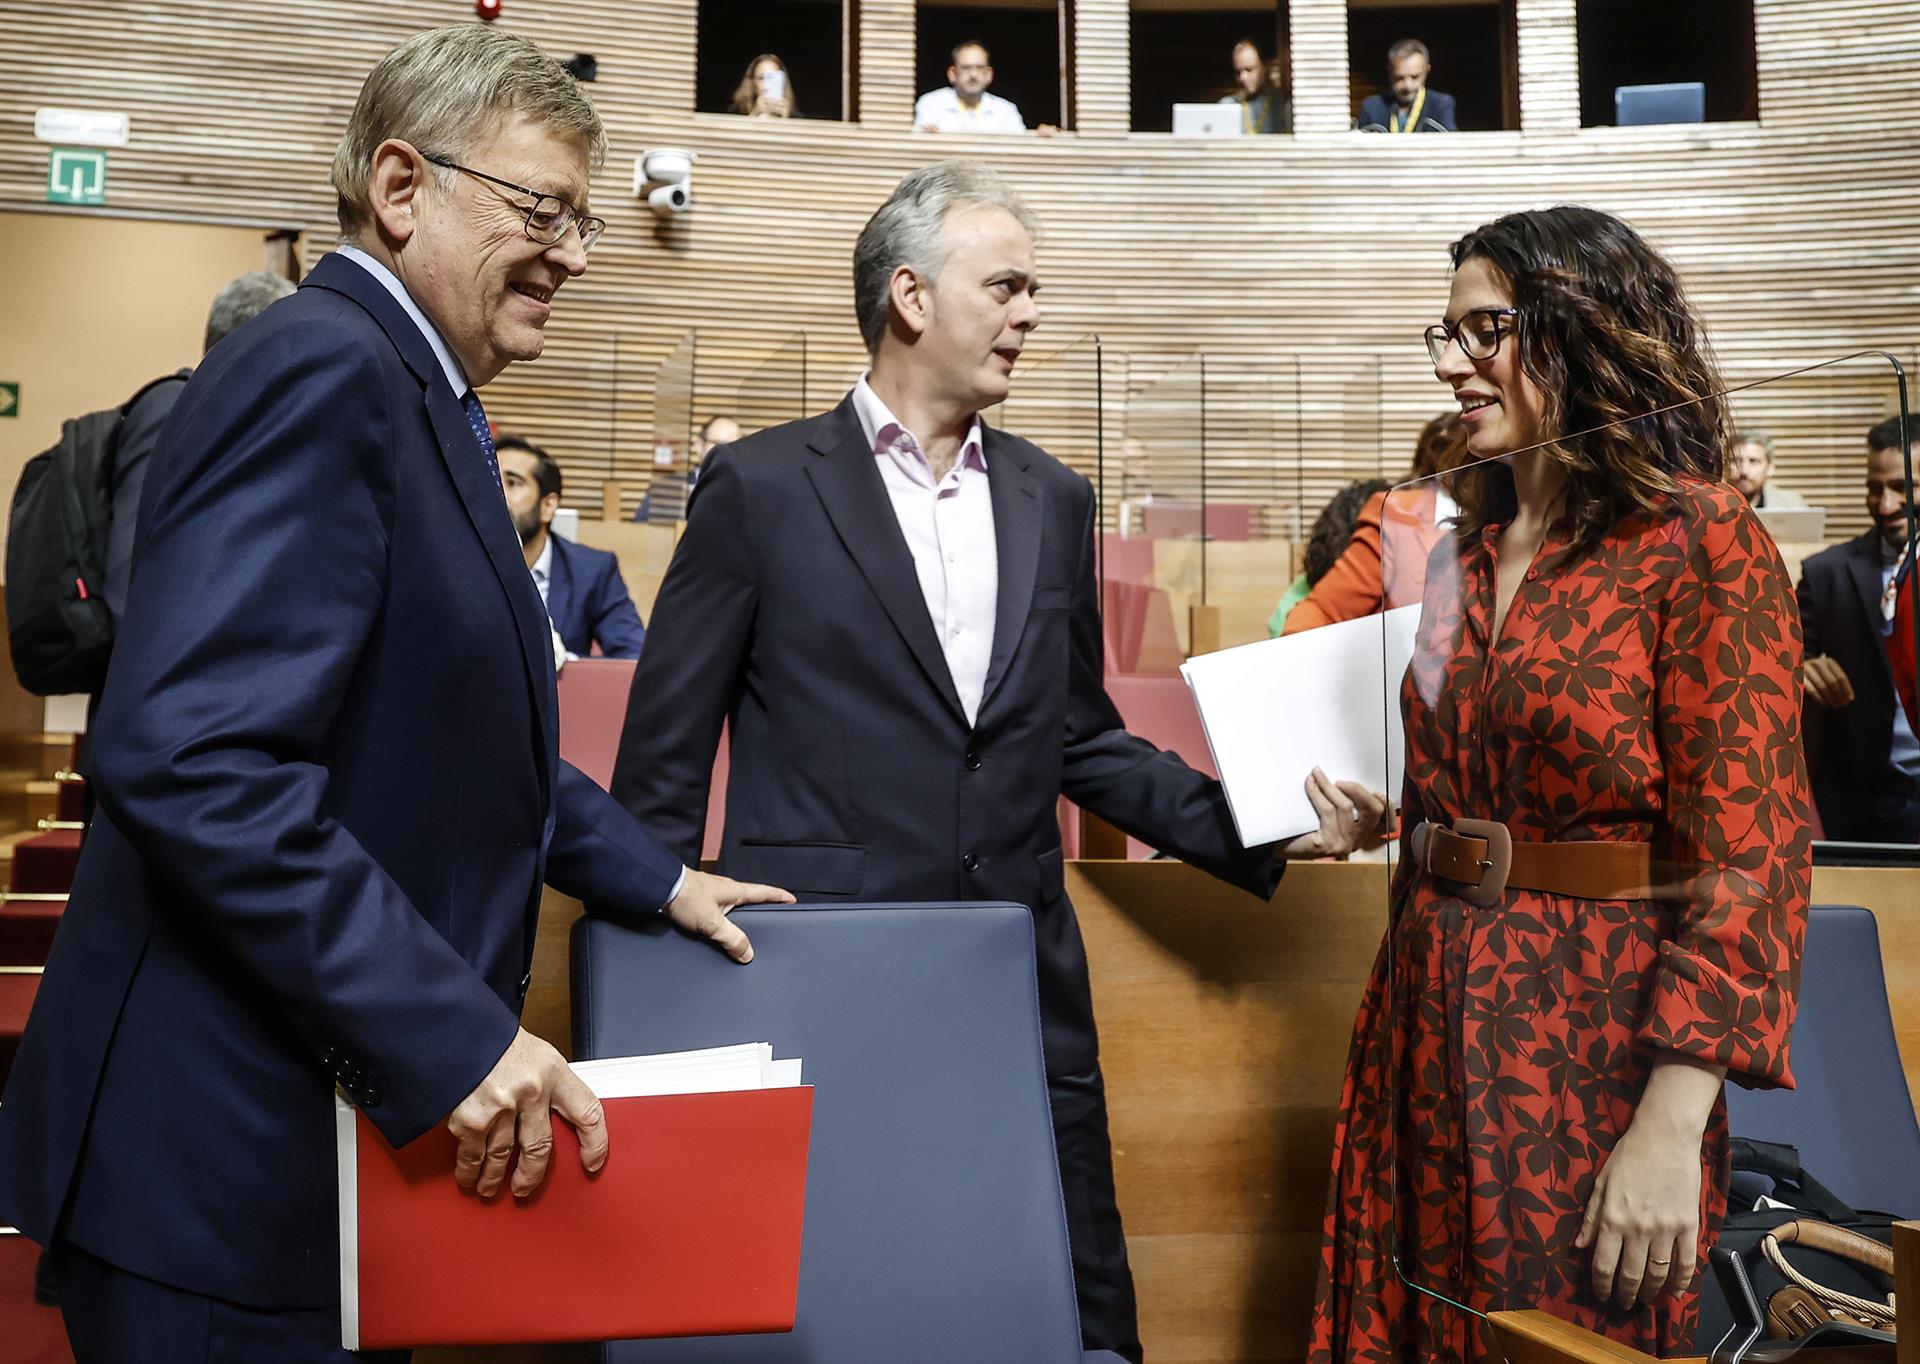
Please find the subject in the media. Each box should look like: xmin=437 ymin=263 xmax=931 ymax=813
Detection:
xmin=1031 ymin=586 xmax=1071 ymax=612
xmin=733 ymin=841 xmax=867 ymax=897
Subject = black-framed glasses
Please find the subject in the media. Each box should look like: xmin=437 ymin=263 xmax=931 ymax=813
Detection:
xmin=422 ymin=154 xmax=607 ymax=252
xmin=1424 ymin=307 xmax=1518 ymax=365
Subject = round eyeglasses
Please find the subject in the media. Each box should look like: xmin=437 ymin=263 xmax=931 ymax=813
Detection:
xmin=422 ymin=154 xmax=607 ymax=252
xmin=1424 ymin=307 xmax=1518 ymax=366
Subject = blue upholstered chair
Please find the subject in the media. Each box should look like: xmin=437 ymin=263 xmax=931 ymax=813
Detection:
xmin=572 ymin=903 xmax=1128 ymax=1364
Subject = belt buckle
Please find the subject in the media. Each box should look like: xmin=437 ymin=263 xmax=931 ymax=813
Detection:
xmin=1448 ymin=818 xmax=1512 ymax=908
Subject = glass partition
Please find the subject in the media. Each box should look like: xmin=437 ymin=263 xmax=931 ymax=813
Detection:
xmin=734 ymin=331 xmax=810 ymax=438
xmin=637 ymin=330 xmax=700 ymax=525
xmin=1356 ymin=351 xmax=1913 ymax=1359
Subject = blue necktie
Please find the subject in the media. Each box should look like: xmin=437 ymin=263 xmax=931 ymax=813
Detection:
xmin=463 ymin=390 xmax=499 ymax=485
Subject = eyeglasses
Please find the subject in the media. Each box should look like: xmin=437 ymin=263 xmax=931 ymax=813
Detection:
xmin=422 ymin=154 xmax=607 ymax=252
xmin=1424 ymin=307 xmax=1518 ymax=365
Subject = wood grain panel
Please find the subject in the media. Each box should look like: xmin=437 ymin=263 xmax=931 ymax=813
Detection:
xmin=7 ymin=0 xmax=1916 ymax=542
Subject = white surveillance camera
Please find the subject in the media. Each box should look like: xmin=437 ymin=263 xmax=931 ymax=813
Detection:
xmin=647 ymin=181 xmax=690 ymax=215
xmin=635 ymin=147 xmax=696 ymax=218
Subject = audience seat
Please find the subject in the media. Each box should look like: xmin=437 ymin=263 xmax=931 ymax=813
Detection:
xmin=1724 ymin=903 xmax=1920 ymax=1212
xmin=573 ymin=904 xmax=1122 ymax=1363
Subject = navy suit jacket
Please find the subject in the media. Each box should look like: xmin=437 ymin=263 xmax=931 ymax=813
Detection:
xmin=0 ymin=252 xmax=683 ymax=1309
xmin=1798 ymin=529 xmax=1916 ymax=836
xmin=609 ymin=399 xmax=1281 ymax=1080
xmin=1359 ymin=89 xmax=1457 ymax=131
xmin=547 ymin=533 xmax=646 ymax=659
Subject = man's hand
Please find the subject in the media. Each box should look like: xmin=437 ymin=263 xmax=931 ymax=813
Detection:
xmin=664 ymin=869 xmax=796 ymax=963
xmin=448 ymin=1027 xmax=606 ymax=1199
xmin=1277 ymin=769 xmax=1388 ymax=860
xmin=1802 ymin=654 xmax=1854 ymax=708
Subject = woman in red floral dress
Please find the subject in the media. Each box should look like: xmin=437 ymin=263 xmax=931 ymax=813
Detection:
xmin=1309 ymin=206 xmax=1810 ymax=1362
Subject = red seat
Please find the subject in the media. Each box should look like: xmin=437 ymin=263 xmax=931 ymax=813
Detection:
xmin=9 ymin=831 xmax=81 ymax=896
xmin=1063 ymin=676 xmax=1215 ymax=860
xmin=557 ymin=658 xmax=730 ymax=863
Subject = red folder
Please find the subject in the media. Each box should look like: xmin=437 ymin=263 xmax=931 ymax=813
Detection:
xmin=345 ymin=1086 xmax=813 ymax=1349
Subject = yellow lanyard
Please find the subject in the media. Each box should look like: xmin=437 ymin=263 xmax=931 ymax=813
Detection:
xmin=1242 ymin=96 xmax=1256 ymax=135
xmin=1392 ymin=86 xmax=1427 ymax=133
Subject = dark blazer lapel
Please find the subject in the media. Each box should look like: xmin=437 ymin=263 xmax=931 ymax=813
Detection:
xmin=979 ymin=427 xmax=1043 ymax=714
xmin=304 ymin=255 xmax=558 ymax=804
xmin=1845 ymin=531 xmax=1898 ymax=687
xmin=804 ymin=398 xmax=969 ymax=727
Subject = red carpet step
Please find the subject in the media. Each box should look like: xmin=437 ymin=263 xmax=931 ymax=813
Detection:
xmin=0 ymin=895 xmax=63 ymax=966
xmin=0 ymin=1234 xmax=74 ymax=1364
xmin=9 ymin=830 xmax=81 ymax=895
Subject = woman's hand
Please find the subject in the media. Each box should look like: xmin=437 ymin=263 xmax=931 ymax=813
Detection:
xmin=1276 ymin=769 xmax=1387 ymax=860
xmin=1575 ymin=1053 xmax=1723 ymax=1308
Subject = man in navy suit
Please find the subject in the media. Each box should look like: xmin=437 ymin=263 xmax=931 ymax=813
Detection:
xmin=497 ymin=433 xmax=648 ymax=659
xmin=0 ymin=27 xmax=786 ymax=1361
xmin=1358 ymin=38 xmax=1457 ymax=131
xmin=611 ymin=160 xmax=1385 ymax=1363
xmin=1799 ymin=416 xmax=1920 ymax=841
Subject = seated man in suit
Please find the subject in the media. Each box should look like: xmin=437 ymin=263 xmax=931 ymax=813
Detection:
xmin=611 ymin=158 xmax=1386 ymax=1363
xmin=498 ymin=433 xmax=647 ymax=659
xmin=1359 ymin=38 xmax=1457 ymax=131
xmin=0 ymin=27 xmax=783 ymax=1361
xmin=1732 ymin=428 xmax=1808 ymax=509
xmin=1799 ymin=415 xmax=1920 ymax=841
xmin=1218 ymin=38 xmax=1290 ymax=134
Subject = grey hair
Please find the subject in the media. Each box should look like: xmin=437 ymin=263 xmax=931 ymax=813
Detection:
xmin=1731 ymin=429 xmax=1776 ymax=459
xmin=331 ymin=24 xmax=607 ymax=237
xmin=203 ymin=270 xmax=296 ymax=354
xmin=851 ymin=160 xmax=1040 ymax=354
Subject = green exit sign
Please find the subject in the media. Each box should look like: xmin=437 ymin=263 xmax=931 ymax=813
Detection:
xmin=47 ymin=147 xmax=107 ymax=205
xmin=0 ymin=383 xmax=17 ymax=418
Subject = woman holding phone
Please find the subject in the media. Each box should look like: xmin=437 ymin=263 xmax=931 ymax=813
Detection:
xmin=1308 ymin=205 xmax=1810 ymax=1361
xmin=731 ymin=54 xmax=794 ymax=118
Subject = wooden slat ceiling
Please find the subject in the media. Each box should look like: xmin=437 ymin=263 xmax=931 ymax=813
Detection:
xmin=3 ymin=0 xmax=1917 ymax=535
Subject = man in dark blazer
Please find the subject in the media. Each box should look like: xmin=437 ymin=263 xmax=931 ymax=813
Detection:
xmin=1358 ymin=38 xmax=1457 ymax=130
xmin=497 ymin=433 xmax=648 ymax=659
xmin=1799 ymin=416 xmax=1920 ymax=842
xmin=0 ymin=28 xmax=783 ymax=1361
xmin=610 ymin=160 xmax=1383 ymax=1363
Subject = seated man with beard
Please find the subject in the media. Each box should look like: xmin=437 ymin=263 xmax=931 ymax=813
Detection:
xmin=498 ymin=432 xmax=648 ymax=659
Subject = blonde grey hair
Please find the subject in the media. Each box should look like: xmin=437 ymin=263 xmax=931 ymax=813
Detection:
xmin=331 ymin=25 xmax=607 ymax=236
xmin=852 ymin=160 xmax=1040 ymax=354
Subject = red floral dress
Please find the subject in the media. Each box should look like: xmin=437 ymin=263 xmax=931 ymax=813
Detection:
xmin=1308 ymin=478 xmax=1811 ymax=1362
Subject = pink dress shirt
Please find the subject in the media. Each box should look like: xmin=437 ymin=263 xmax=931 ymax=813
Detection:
xmin=850 ymin=376 xmax=999 ymax=725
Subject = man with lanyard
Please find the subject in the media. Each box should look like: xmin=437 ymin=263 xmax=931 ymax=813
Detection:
xmin=1218 ymin=39 xmax=1289 ymax=135
xmin=914 ymin=41 xmax=1029 ymax=133
xmin=1359 ymin=38 xmax=1457 ymax=132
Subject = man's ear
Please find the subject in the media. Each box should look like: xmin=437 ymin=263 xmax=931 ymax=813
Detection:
xmin=366 ymin=139 xmax=427 ymax=246
xmin=947 ymin=65 xmax=959 ymax=86
xmin=888 ymin=265 xmax=931 ymax=340
xmin=540 ymin=491 xmax=560 ymax=528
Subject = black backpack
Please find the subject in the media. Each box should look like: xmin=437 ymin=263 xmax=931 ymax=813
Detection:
xmin=5 ymin=374 xmax=185 ymax=695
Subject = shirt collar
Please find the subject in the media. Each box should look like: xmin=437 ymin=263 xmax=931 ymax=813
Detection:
xmin=531 ymin=534 xmax=554 ymax=584
xmin=850 ymin=374 xmax=986 ymax=473
xmin=333 ymin=242 xmax=471 ymax=399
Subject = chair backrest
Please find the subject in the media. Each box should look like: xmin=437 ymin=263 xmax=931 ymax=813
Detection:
xmin=1724 ymin=904 xmax=1920 ymax=1214
xmin=572 ymin=904 xmax=1087 ymax=1364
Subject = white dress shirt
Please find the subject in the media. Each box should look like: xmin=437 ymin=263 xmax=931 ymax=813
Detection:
xmin=851 ymin=376 xmax=999 ymax=725
xmin=913 ymin=87 xmax=1026 ymax=132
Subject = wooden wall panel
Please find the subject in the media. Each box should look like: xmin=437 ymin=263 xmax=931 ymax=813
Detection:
xmin=3 ymin=0 xmax=1917 ymax=532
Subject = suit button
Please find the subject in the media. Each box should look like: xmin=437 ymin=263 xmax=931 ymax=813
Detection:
xmin=962 ymin=851 xmax=979 ymax=873
xmin=964 ymin=751 xmax=982 ymax=771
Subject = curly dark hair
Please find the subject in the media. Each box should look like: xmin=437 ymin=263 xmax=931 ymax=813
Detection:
xmin=1444 ymin=206 xmax=1728 ymax=551
xmin=1304 ymin=477 xmax=1394 ymax=585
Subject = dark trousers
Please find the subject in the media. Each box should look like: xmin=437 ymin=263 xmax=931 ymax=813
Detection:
xmin=55 ymin=1242 xmax=409 ymax=1364
xmin=1050 ymin=1063 xmax=1145 ymax=1364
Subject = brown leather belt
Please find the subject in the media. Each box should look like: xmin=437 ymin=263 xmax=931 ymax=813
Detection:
xmin=1409 ymin=819 xmax=1657 ymax=907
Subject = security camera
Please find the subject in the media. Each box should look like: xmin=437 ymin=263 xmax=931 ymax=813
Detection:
xmin=635 ymin=147 xmax=696 ymax=218
xmin=647 ymin=181 xmax=690 ymax=215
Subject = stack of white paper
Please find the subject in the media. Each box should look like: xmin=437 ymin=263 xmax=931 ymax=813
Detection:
xmin=1179 ymin=604 xmax=1420 ymax=847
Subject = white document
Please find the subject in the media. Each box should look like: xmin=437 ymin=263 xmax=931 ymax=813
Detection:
xmin=1179 ymin=605 xmax=1420 ymax=847
xmin=337 ymin=1042 xmax=803 ymax=1349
